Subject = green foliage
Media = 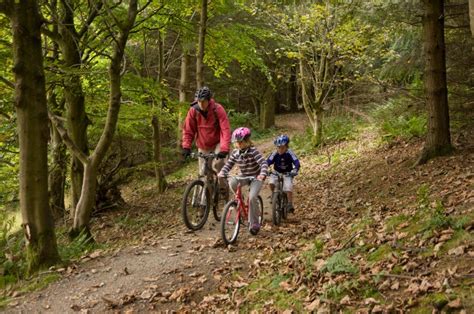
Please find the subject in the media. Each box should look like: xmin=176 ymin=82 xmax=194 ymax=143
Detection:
xmin=321 ymin=250 xmax=358 ymax=275
xmin=57 ymin=230 xmax=98 ymax=262
xmin=367 ymin=244 xmax=394 ymax=263
xmin=0 ymin=212 xmax=27 ymax=288
xmin=239 ymin=272 xmax=304 ymax=311
xmin=322 ymin=115 xmax=359 ymax=143
xmin=371 ymin=97 xmax=426 ymax=142
xmin=302 ymin=239 xmax=324 ymax=276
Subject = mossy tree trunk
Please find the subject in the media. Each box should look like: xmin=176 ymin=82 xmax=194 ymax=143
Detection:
xmin=196 ymin=0 xmax=208 ymax=89
xmin=260 ymin=85 xmax=275 ymax=129
xmin=152 ymin=31 xmax=167 ymax=192
xmin=3 ymin=0 xmax=60 ymax=272
xmin=48 ymin=91 xmax=67 ymax=219
xmin=178 ymin=51 xmax=189 ymax=154
xmin=416 ymin=0 xmax=453 ymax=165
xmin=47 ymin=17 xmax=67 ymax=220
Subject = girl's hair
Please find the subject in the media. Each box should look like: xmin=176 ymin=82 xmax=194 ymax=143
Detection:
xmin=234 ymin=138 xmax=253 ymax=148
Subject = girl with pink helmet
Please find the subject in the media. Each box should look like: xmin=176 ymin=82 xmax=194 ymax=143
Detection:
xmin=218 ymin=127 xmax=268 ymax=235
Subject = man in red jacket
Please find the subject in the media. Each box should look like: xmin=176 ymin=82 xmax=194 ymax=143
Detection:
xmin=182 ymin=86 xmax=231 ymax=195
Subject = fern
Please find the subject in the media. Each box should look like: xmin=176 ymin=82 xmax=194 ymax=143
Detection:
xmin=321 ymin=250 xmax=358 ymax=274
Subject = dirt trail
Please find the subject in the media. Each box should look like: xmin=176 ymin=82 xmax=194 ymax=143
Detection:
xmin=6 ymin=113 xmax=310 ymax=313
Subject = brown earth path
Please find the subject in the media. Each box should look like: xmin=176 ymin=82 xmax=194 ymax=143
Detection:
xmin=5 ymin=113 xmax=311 ymax=313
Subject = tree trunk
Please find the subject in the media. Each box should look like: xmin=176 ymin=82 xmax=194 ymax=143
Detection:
xmin=417 ymin=0 xmax=453 ymax=165
xmin=58 ymin=0 xmax=90 ymax=216
xmin=177 ymin=52 xmax=189 ymax=153
xmin=152 ymin=31 xmax=167 ymax=192
xmin=469 ymin=0 xmax=474 ymax=37
xmin=71 ymin=0 xmax=139 ymax=237
xmin=48 ymin=93 xmax=67 ymax=219
xmin=152 ymin=115 xmax=167 ymax=192
xmin=196 ymin=0 xmax=208 ymax=89
xmin=9 ymin=0 xmax=60 ymax=272
xmin=260 ymin=85 xmax=275 ymax=129
xmin=289 ymin=65 xmax=298 ymax=112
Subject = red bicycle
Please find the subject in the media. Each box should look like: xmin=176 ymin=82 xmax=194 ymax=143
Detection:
xmin=220 ymin=176 xmax=264 ymax=245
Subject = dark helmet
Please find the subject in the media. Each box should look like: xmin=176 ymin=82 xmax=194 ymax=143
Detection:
xmin=195 ymin=86 xmax=212 ymax=101
xmin=274 ymin=134 xmax=290 ymax=147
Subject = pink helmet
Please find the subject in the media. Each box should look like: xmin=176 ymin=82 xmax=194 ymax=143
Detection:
xmin=231 ymin=127 xmax=251 ymax=143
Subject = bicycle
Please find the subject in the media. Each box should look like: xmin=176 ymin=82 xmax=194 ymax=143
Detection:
xmin=270 ymin=171 xmax=294 ymax=226
xmin=182 ymin=152 xmax=226 ymax=230
xmin=220 ymin=176 xmax=264 ymax=245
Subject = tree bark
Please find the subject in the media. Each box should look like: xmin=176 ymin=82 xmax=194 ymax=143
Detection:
xmin=48 ymin=93 xmax=67 ymax=219
xmin=71 ymin=0 xmax=139 ymax=236
xmin=153 ymin=31 xmax=167 ymax=192
xmin=177 ymin=52 xmax=189 ymax=153
xmin=469 ymin=0 xmax=474 ymax=37
xmin=9 ymin=0 xmax=60 ymax=272
xmin=196 ymin=0 xmax=208 ymax=89
xmin=260 ymin=85 xmax=275 ymax=129
xmin=417 ymin=0 xmax=453 ymax=165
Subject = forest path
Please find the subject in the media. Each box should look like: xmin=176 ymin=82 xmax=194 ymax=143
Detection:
xmin=6 ymin=113 xmax=311 ymax=313
xmin=6 ymin=112 xmax=473 ymax=312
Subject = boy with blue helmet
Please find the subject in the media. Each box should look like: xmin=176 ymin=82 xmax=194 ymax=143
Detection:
xmin=267 ymin=134 xmax=300 ymax=213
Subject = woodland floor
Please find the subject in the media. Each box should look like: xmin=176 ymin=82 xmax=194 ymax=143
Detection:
xmin=3 ymin=112 xmax=473 ymax=313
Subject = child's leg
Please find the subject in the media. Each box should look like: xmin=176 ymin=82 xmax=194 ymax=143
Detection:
xmin=248 ymin=179 xmax=263 ymax=228
xmin=228 ymin=177 xmax=239 ymax=195
xmin=283 ymin=176 xmax=294 ymax=210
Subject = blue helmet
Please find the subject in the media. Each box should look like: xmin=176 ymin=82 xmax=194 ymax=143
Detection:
xmin=274 ymin=134 xmax=289 ymax=147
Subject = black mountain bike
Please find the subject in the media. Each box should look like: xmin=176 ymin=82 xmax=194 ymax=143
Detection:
xmin=182 ymin=152 xmax=226 ymax=230
xmin=270 ymin=171 xmax=294 ymax=226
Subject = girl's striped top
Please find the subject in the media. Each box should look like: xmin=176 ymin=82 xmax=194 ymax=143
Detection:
xmin=220 ymin=147 xmax=268 ymax=177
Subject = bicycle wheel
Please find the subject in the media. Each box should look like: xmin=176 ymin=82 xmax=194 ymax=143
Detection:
xmin=271 ymin=192 xmax=282 ymax=226
xmin=257 ymin=195 xmax=264 ymax=226
xmin=281 ymin=193 xmax=288 ymax=220
xmin=221 ymin=200 xmax=240 ymax=245
xmin=212 ymin=181 xmax=224 ymax=222
xmin=182 ymin=180 xmax=210 ymax=230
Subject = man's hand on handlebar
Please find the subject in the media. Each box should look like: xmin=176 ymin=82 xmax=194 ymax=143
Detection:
xmin=216 ymin=151 xmax=228 ymax=159
xmin=182 ymin=148 xmax=191 ymax=159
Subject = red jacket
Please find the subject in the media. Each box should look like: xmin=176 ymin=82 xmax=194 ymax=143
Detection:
xmin=182 ymin=99 xmax=231 ymax=152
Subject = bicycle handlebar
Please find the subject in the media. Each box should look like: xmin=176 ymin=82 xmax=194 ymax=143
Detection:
xmin=268 ymin=170 xmax=296 ymax=178
xmin=190 ymin=152 xmax=218 ymax=159
xmin=223 ymin=175 xmax=257 ymax=181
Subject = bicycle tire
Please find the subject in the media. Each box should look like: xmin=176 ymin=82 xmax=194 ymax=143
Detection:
xmin=221 ymin=200 xmax=240 ymax=245
xmin=271 ymin=192 xmax=281 ymax=226
xmin=281 ymin=193 xmax=288 ymax=220
xmin=182 ymin=180 xmax=210 ymax=230
xmin=212 ymin=181 xmax=223 ymax=222
xmin=257 ymin=195 xmax=264 ymax=226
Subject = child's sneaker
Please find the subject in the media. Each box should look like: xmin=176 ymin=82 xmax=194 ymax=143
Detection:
xmin=249 ymin=223 xmax=260 ymax=235
xmin=287 ymin=204 xmax=295 ymax=213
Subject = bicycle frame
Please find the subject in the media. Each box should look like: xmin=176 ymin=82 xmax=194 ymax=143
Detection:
xmin=233 ymin=180 xmax=249 ymax=223
xmin=193 ymin=152 xmax=218 ymax=206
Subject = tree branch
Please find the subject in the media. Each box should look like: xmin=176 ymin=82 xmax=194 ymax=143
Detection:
xmin=78 ymin=1 xmax=104 ymax=39
xmin=0 ymin=75 xmax=14 ymax=89
xmin=48 ymin=111 xmax=90 ymax=164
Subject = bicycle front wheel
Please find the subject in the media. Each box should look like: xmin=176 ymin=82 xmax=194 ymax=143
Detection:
xmin=257 ymin=195 xmax=264 ymax=226
xmin=182 ymin=180 xmax=210 ymax=230
xmin=221 ymin=200 xmax=240 ymax=245
xmin=212 ymin=181 xmax=224 ymax=222
xmin=281 ymin=193 xmax=288 ymax=220
xmin=271 ymin=192 xmax=281 ymax=226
